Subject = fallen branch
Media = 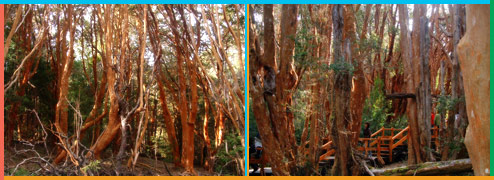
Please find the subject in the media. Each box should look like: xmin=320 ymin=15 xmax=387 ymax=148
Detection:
xmin=363 ymin=160 xmax=375 ymax=176
xmin=371 ymin=159 xmax=472 ymax=176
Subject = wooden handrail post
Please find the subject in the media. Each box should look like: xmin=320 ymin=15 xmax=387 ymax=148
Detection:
xmin=377 ymin=137 xmax=381 ymax=159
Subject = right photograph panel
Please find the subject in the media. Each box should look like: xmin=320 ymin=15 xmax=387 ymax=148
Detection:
xmin=248 ymin=4 xmax=490 ymax=176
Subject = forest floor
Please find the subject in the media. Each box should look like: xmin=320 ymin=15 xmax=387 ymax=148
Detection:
xmin=4 ymin=142 xmax=215 ymax=176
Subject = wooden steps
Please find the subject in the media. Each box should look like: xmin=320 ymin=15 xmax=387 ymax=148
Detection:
xmin=318 ymin=126 xmax=440 ymax=165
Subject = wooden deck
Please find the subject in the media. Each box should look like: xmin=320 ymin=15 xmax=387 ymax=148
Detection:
xmin=319 ymin=126 xmax=440 ymax=164
xmin=249 ymin=126 xmax=440 ymax=175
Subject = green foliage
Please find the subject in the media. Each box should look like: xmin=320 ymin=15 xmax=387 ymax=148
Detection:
xmin=435 ymin=95 xmax=466 ymax=159
xmin=214 ymin=133 xmax=244 ymax=175
xmin=81 ymin=160 xmax=101 ymax=175
xmin=362 ymin=78 xmax=394 ymax=132
xmin=293 ymin=8 xmax=318 ymax=70
xmin=291 ymin=89 xmax=310 ymax=143
xmin=357 ymin=33 xmax=383 ymax=55
xmin=389 ymin=115 xmax=408 ymax=130
xmin=149 ymin=127 xmax=173 ymax=162
xmin=7 ymin=168 xmax=32 ymax=176
xmin=435 ymin=95 xmax=464 ymax=116
xmin=248 ymin=98 xmax=259 ymax=140
xmin=328 ymin=58 xmax=355 ymax=76
xmin=447 ymin=136 xmax=465 ymax=157
xmin=4 ymin=33 xmax=56 ymax=138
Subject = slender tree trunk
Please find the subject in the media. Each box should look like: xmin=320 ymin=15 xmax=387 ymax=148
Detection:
xmin=165 ymin=5 xmax=196 ymax=174
xmin=87 ymin=5 xmax=121 ymax=159
xmin=54 ymin=4 xmax=76 ymax=152
xmin=398 ymin=4 xmax=420 ymax=165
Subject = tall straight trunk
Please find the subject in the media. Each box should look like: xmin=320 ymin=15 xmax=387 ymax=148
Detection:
xmin=272 ymin=4 xmax=299 ymax=173
xmin=306 ymin=6 xmax=326 ymax=168
xmin=348 ymin=4 xmax=366 ymax=147
xmin=165 ymin=5 xmax=195 ymax=174
xmin=398 ymin=4 xmax=421 ymax=165
xmin=417 ymin=12 xmax=432 ymax=162
xmin=147 ymin=6 xmax=181 ymax=167
xmin=444 ymin=4 xmax=468 ymax=161
xmin=184 ymin=18 xmax=199 ymax=176
xmin=307 ymin=14 xmax=320 ymax=169
xmin=157 ymin=76 xmax=181 ymax=166
xmin=330 ymin=5 xmax=357 ymax=176
xmin=409 ymin=4 xmax=432 ymax=163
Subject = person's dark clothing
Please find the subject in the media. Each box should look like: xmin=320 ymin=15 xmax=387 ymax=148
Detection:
xmin=363 ymin=128 xmax=372 ymax=138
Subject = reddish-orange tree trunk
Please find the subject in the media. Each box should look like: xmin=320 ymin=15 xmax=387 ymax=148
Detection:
xmin=54 ymin=5 xmax=76 ymax=157
xmin=330 ymin=5 xmax=358 ymax=176
xmin=457 ymin=4 xmax=490 ymax=176
xmin=348 ymin=4 xmax=366 ymax=147
xmin=165 ymin=5 xmax=197 ymax=174
xmin=87 ymin=5 xmax=120 ymax=159
xmin=248 ymin=4 xmax=294 ymax=175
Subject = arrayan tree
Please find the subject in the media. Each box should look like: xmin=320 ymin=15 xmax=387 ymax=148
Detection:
xmin=249 ymin=4 xmax=489 ymax=176
xmin=4 ymin=4 xmax=245 ymax=176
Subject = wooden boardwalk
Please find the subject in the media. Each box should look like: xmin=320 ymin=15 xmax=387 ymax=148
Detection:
xmin=249 ymin=126 xmax=440 ymax=175
xmin=319 ymin=126 xmax=440 ymax=165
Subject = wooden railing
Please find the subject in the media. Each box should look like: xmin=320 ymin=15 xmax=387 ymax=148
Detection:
xmin=250 ymin=126 xmax=441 ymax=170
xmin=318 ymin=126 xmax=440 ymax=165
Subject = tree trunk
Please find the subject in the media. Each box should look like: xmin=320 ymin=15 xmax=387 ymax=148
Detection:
xmin=417 ymin=12 xmax=432 ymax=162
xmin=87 ymin=5 xmax=121 ymax=159
xmin=165 ymin=5 xmax=196 ymax=174
xmin=399 ymin=4 xmax=420 ymax=165
xmin=248 ymin=5 xmax=291 ymax=175
xmin=54 ymin=4 xmax=76 ymax=154
xmin=457 ymin=4 xmax=490 ymax=176
xmin=330 ymin=5 xmax=358 ymax=176
xmin=348 ymin=4 xmax=366 ymax=147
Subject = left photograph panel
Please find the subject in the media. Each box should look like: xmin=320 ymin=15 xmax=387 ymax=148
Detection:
xmin=4 ymin=4 xmax=245 ymax=176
